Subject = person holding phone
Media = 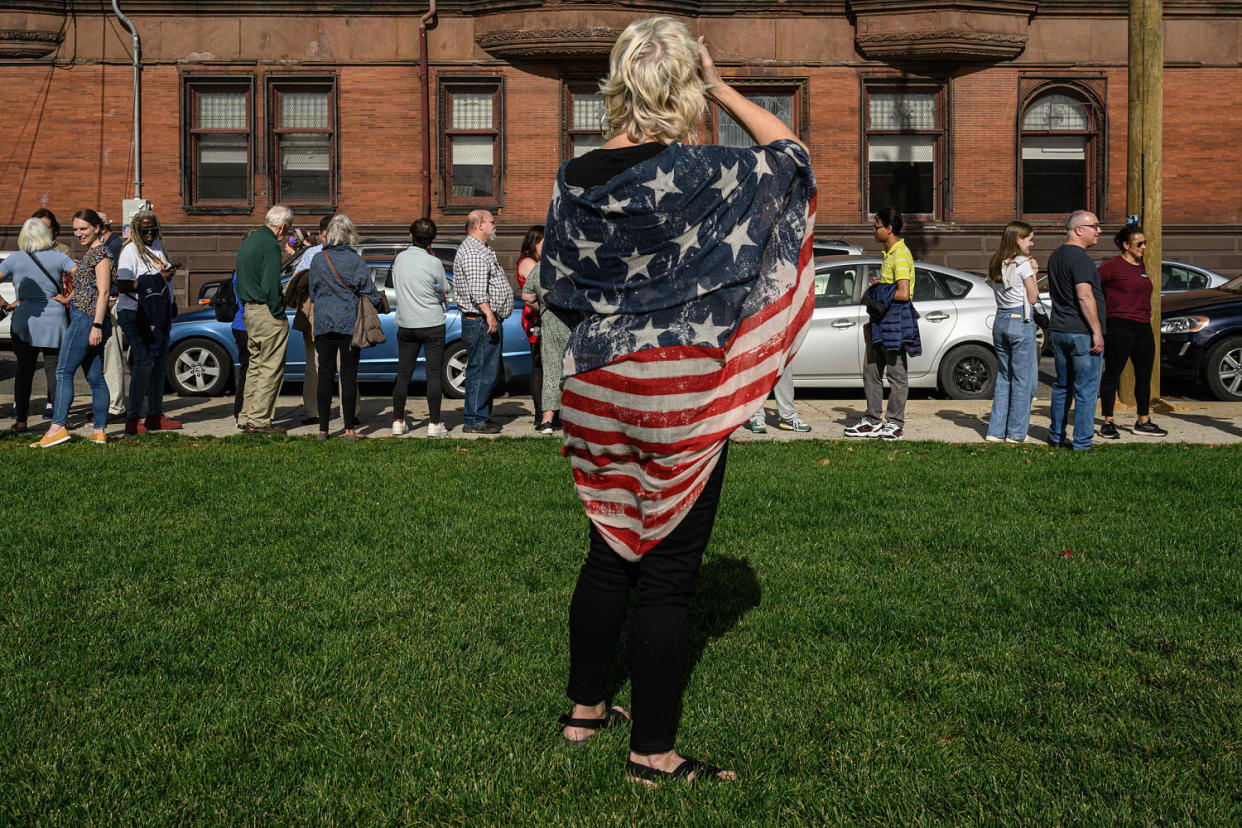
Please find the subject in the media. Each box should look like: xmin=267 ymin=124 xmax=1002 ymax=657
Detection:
xmin=115 ymin=209 xmax=183 ymax=434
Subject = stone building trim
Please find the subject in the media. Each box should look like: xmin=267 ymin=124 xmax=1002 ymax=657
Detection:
xmin=475 ymin=28 xmax=621 ymax=60
xmin=0 ymin=28 xmax=65 ymax=60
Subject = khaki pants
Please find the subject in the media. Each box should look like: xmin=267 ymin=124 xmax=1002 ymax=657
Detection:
xmin=239 ymin=305 xmax=289 ymax=427
xmin=301 ymin=329 xmax=318 ymax=414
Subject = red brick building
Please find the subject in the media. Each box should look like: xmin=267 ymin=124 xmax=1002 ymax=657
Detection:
xmin=1 ymin=0 xmax=1240 ymax=299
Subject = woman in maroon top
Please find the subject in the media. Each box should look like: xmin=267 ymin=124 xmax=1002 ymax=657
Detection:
xmin=1098 ymin=224 xmax=1167 ymax=438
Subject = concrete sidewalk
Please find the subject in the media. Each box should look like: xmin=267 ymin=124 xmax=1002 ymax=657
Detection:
xmin=14 ymin=386 xmax=1242 ymax=444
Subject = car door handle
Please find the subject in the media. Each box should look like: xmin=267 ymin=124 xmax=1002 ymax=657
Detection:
xmin=925 ymin=311 xmax=951 ymax=322
xmin=831 ymin=320 xmax=856 ymax=329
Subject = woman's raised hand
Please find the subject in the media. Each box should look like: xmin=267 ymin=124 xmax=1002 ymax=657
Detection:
xmin=697 ymin=37 xmax=723 ymax=90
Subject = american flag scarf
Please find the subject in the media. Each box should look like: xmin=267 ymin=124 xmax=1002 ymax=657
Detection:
xmin=542 ymin=138 xmax=816 ymax=561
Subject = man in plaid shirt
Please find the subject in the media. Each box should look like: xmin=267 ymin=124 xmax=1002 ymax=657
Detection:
xmin=453 ymin=209 xmax=514 ymax=433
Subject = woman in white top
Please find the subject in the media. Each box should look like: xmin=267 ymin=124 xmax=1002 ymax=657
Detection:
xmin=115 ymin=210 xmax=182 ymax=434
xmin=985 ymin=220 xmax=1039 ymax=443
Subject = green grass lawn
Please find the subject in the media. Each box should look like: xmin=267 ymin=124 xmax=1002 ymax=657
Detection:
xmin=1 ymin=435 xmax=1239 ymax=824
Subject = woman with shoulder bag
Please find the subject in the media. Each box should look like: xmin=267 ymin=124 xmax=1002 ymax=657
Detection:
xmin=33 ymin=209 xmax=115 ymax=447
xmin=307 ymin=214 xmax=381 ymax=440
xmin=115 ymin=209 xmax=183 ymax=435
xmin=985 ymin=221 xmax=1040 ymax=443
xmin=0 ymin=218 xmax=76 ymax=433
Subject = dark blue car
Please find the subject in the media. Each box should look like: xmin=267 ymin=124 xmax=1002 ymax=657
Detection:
xmin=1160 ymin=275 xmax=1242 ymax=400
xmin=165 ymin=241 xmax=531 ymax=399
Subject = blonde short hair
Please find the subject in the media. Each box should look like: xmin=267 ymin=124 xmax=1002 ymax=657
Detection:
xmin=324 ymin=214 xmax=360 ymax=247
xmin=18 ymin=217 xmax=54 ymax=253
xmin=600 ymin=17 xmax=708 ymax=145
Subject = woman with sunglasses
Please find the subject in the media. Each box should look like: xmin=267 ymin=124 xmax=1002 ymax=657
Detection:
xmin=115 ymin=210 xmax=183 ymax=434
xmin=1097 ymin=224 xmax=1167 ymax=438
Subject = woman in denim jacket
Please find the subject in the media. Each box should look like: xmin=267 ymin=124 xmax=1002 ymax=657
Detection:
xmin=985 ymin=221 xmax=1040 ymax=443
xmin=307 ymin=214 xmax=380 ymax=439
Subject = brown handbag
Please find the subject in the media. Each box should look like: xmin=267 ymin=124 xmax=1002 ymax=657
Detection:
xmin=323 ymin=251 xmax=386 ymax=349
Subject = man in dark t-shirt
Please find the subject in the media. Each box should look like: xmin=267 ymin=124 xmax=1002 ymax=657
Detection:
xmin=1046 ymin=210 xmax=1104 ymax=450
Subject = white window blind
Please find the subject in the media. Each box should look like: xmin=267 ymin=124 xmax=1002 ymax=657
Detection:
xmin=451 ymin=135 xmax=494 ymax=165
xmin=869 ymin=93 xmax=936 ymax=130
xmin=868 ymin=135 xmax=935 ymax=163
xmin=198 ymin=133 xmax=247 ymax=164
xmin=1022 ymin=135 xmax=1087 ymax=161
xmin=280 ymin=134 xmax=330 ymax=171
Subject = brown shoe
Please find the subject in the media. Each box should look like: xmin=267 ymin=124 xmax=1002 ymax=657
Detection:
xmin=243 ymin=424 xmax=287 ymax=435
xmin=125 ymin=417 xmax=148 ymax=436
xmin=145 ymin=414 xmax=183 ymax=431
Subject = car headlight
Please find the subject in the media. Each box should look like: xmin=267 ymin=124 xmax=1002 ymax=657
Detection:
xmin=1161 ymin=316 xmax=1208 ymax=334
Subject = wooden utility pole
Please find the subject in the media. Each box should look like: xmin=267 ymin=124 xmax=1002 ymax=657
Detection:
xmin=1121 ymin=0 xmax=1163 ymax=409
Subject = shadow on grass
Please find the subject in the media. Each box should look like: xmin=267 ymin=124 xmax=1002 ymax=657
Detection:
xmin=600 ymin=553 xmax=762 ymax=723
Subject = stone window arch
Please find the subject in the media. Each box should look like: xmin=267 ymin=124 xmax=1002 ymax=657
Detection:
xmin=1019 ymin=83 xmax=1104 ymax=217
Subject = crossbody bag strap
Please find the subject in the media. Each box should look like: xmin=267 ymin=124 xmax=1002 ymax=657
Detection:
xmin=25 ymin=251 xmax=65 ymax=296
xmin=322 ymin=251 xmax=360 ymax=297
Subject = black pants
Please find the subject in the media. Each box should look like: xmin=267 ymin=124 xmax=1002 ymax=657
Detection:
xmin=566 ymin=444 xmax=729 ymax=754
xmin=232 ymin=329 xmax=249 ymax=420
xmin=11 ymin=336 xmax=58 ymax=422
xmin=315 ymin=332 xmax=360 ymax=431
xmin=529 ymin=337 xmax=543 ymax=423
xmin=393 ymin=325 xmax=445 ymax=422
xmin=1100 ymin=318 xmax=1155 ymax=418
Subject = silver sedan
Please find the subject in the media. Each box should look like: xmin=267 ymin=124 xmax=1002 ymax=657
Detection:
xmin=791 ymin=257 xmax=1005 ymax=400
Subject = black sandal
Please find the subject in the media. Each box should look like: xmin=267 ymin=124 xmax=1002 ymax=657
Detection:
xmin=626 ymin=756 xmax=731 ymax=786
xmin=557 ymin=705 xmax=629 ymax=746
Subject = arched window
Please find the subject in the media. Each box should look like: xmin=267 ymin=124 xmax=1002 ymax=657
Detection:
xmin=1020 ymin=88 xmax=1101 ymax=216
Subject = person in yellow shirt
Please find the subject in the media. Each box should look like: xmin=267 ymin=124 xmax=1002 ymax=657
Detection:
xmin=845 ymin=207 xmax=913 ymax=440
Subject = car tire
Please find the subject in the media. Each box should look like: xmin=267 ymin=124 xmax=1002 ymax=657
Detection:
xmin=1204 ymin=336 xmax=1242 ymax=401
xmin=441 ymin=340 xmax=467 ymax=399
xmin=939 ymin=343 xmax=998 ymax=400
xmin=168 ymin=338 xmax=232 ymax=397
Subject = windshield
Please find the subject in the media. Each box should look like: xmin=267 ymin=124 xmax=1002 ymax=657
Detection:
xmin=1222 ymin=275 xmax=1242 ymax=293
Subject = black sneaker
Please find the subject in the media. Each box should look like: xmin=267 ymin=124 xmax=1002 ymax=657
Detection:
xmin=463 ymin=421 xmax=502 ymax=434
xmin=1099 ymin=421 xmax=1120 ymax=440
xmin=1133 ymin=419 xmax=1168 ymax=437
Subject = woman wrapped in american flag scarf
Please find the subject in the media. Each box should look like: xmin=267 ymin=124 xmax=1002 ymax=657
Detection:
xmin=544 ymin=17 xmax=816 ymax=785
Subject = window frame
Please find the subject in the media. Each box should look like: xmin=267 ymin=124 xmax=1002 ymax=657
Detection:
xmin=860 ymin=77 xmax=949 ymax=221
xmin=438 ymin=75 xmax=504 ymax=213
xmin=708 ymin=77 xmax=809 ymax=147
xmin=181 ymin=74 xmax=256 ymax=215
xmin=266 ymin=74 xmax=339 ymax=212
xmin=561 ymin=80 xmax=607 ymax=161
xmin=1017 ymin=78 xmax=1107 ymax=220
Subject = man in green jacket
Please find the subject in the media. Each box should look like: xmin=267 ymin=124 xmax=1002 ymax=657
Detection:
xmin=236 ymin=205 xmax=294 ymax=433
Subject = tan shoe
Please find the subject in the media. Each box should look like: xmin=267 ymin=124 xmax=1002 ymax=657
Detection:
xmin=31 ymin=426 xmax=71 ymax=448
xmin=86 ymin=431 xmax=107 ymax=445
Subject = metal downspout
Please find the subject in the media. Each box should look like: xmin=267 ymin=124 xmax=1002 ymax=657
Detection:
xmin=111 ymin=0 xmax=142 ymax=200
xmin=419 ymin=1 xmax=438 ymax=218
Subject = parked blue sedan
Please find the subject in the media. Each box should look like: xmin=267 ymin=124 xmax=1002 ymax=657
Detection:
xmin=165 ymin=241 xmax=532 ymax=398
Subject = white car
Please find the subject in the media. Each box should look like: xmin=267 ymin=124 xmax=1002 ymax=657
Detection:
xmin=0 ymin=251 xmax=16 ymax=342
xmin=792 ymin=257 xmax=1004 ymax=399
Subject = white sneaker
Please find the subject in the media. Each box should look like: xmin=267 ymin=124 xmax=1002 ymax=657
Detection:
xmin=392 ymin=420 xmax=408 ymax=436
xmin=878 ymin=422 xmax=904 ymax=441
xmin=427 ymin=422 xmax=448 ymax=438
xmin=985 ymin=435 xmax=1004 ymax=443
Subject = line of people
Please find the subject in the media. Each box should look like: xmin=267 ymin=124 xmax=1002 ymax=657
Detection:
xmin=2 ymin=208 xmax=182 ymax=446
xmin=984 ymin=212 xmax=1166 ymax=449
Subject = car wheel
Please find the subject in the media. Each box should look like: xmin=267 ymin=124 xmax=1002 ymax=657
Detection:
xmin=1035 ymin=325 xmax=1051 ymax=356
xmin=441 ymin=340 xmax=467 ymax=399
xmin=1204 ymin=336 xmax=1242 ymax=401
xmin=939 ymin=343 xmax=998 ymax=400
xmin=168 ymin=338 xmax=231 ymax=396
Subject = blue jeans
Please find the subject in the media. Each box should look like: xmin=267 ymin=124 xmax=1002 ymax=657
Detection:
xmin=53 ymin=307 xmax=110 ymax=429
xmin=461 ymin=316 xmax=502 ymax=426
xmin=1049 ymin=330 xmax=1102 ymax=449
xmin=987 ymin=310 xmax=1037 ymax=441
xmin=117 ymin=309 xmax=170 ymax=419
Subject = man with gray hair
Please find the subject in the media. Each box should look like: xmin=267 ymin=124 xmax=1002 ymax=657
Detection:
xmin=1046 ymin=209 xmax=1105 ymax=450
xmin=453 ymin=209 xmax=512 ymax=433
xmin=235 ymin=205 xmax=294 ymax=433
